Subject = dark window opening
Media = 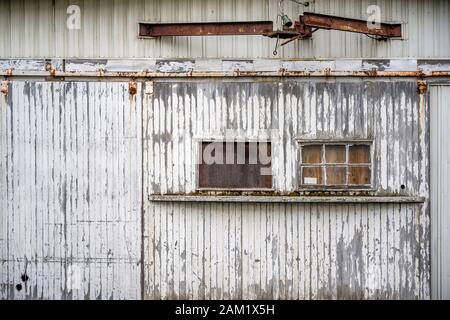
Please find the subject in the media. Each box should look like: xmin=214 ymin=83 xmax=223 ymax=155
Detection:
xmin=198 ymin=141 xmax=272 ymax=190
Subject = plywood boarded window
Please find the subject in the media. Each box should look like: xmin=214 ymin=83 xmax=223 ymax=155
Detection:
xmin=198 ymin=141 xmax=272 ymax=190
xmin=299 ymin=142 xmax=372 ymax=189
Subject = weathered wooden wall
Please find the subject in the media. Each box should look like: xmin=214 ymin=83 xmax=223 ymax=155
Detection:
xmin=143 ymin=79 xmax=430 ymax=299
xmin=0 ymin=81 xmax=142 ymax=299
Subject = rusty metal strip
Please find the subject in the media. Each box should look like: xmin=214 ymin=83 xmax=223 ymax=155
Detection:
xmin=301 ymin=12 xmax=402 ymax=38
xmin=138 ymin=21 xmax=273 ymax=37
xmin=2 ymin=70 xmax=449 ymax=78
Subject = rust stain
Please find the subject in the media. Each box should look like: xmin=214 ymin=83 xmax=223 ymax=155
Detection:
xmin=129 ymin=80 xmax=137 ymax=95
xmin=364 ymin=68 xmax=378 ymax=77
xmin=0 ymin=81 xmax=8 ymax=95
xmin=418 ymin=80 xmax=428 ymax=94
xmin=45 ymin=62 xmax=56 ymax=77
xmin=418 ymin=80 xmax=427 ymax=131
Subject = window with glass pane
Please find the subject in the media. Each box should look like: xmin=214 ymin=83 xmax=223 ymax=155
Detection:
xmin=299 ymin=142 xmax=371 ymax=188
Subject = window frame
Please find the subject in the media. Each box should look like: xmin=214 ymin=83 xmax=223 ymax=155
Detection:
xmin=297 ymin=139 xmax=374 ymax=191
xmin=196 ymin=139 xmax=274 ymax=191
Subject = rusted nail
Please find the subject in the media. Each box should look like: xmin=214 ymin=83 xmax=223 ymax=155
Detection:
xmin=418 ymin=80 xmax=427 ymax=94
xmin=129 ymin=81 xmax=137 ymax=95
xmin=1 ymin=81 xmax=8 ymax=96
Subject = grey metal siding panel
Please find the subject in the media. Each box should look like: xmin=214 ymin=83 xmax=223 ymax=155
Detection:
xmin=145 ymin=80 xmax=426 ymax=196
xmin=144 ymin=202 xmax=428 ymax=299
xmin=431 ymin=85 xmax=450 ymax=299
xmin=142 ymin=79 xmax=430 ymax=299
xmin=0 ymin=81 xmax=142 ymax=299
xmin=0 ymin=0 xmax=449 ymax=59
xmin=0 ymin=78 xmax=431 ymax=299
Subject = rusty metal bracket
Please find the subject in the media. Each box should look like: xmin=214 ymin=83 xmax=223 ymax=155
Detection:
xmin=264 ymin=12 xmax=401 ymax=40
xmin=139 ymin=12 xmax=402 ymax=49
xmin=138 ymin=21 xmax=274 ymax=38
xmin=300 ymin=12 xmax=401 ymax=38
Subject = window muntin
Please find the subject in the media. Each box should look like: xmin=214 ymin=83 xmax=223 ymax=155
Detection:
xmin=198 ymin=141 xmax=272 ymax=190
xmin=299 ymin=142 xmax=372 ymax=189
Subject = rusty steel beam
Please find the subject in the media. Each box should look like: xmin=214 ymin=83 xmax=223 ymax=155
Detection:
xmin=138 ymin=21 xmax=273 ymax=37
xmin=301 ymin=12 xmax=401 ymax=38
xmin=3 ymin=70 xmax=450 ymax=78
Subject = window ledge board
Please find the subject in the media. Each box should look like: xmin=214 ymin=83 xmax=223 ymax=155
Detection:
xmin=149 ymin=195 xmax=426 ymax=203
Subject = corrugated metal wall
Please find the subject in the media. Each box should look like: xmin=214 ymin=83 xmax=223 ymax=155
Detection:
xmin=145 ymin=80 xmax=428 ymax=195
xmin=0 ymin=0 xmax=449 ymax=59
xmin=144 ymin=202 xmax=427 ymax=299
xmin=0 ymin=81 xmax=142 ymax=299
xmin=431 ymin=85 xmax=450 ymax=299
xmin=143 ymin=79 xmax=430 ymax=299
xmin=0 ymin=78 xmax=431 ymax=299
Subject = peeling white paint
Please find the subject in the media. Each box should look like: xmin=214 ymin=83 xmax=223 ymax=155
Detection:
xmin=0 ymin=81 xmax=142 ymax=300
xmin=0 ymin=78 xmax=431 ymax=300
xmin=143 ymin=79 xmax=430 ymax=300
xmin=1 ymin=58 xmax=450 ymax=76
